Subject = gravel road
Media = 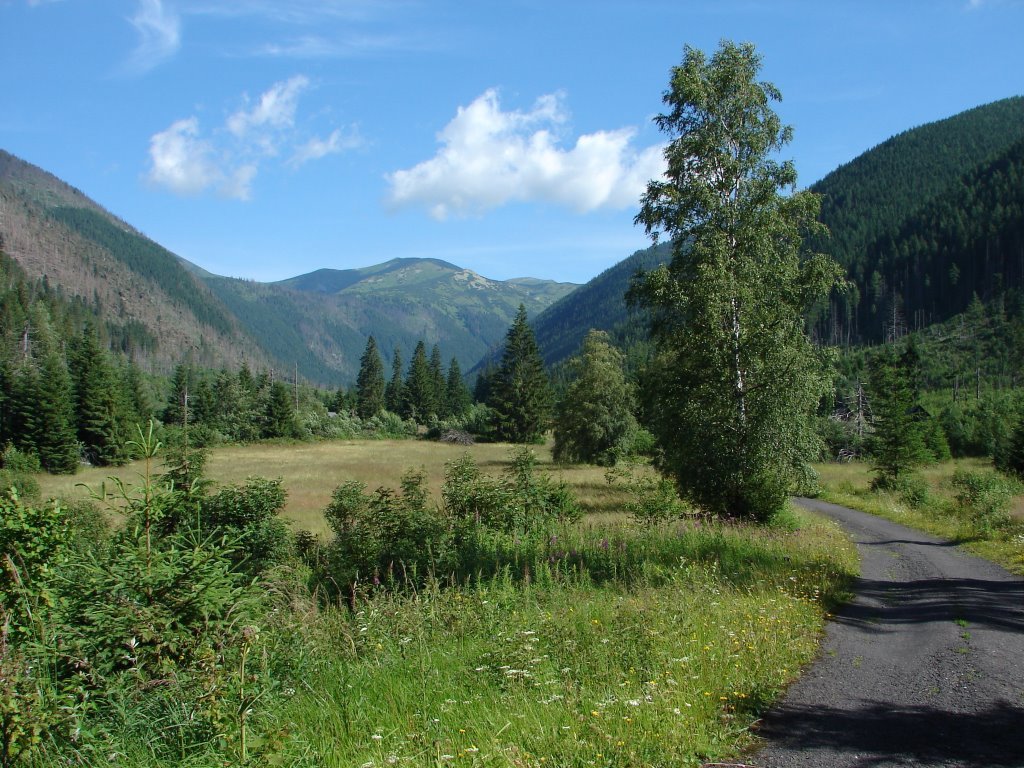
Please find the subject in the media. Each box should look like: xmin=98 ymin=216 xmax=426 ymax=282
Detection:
xmin=750 ymin=498 xmax=1024 ymax=768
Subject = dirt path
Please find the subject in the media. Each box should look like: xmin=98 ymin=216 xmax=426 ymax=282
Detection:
xmin=751 ymin=498 xmax=1024 ymax=768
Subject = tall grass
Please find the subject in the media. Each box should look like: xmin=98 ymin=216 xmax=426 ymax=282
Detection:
xmin=266 ymin=505 xmax=856 ymax=767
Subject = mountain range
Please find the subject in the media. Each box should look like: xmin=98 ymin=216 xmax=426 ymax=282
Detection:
xmin=3 ymin=95 xmax=1023 ymax=387
xmin=0 ymin=149 xmax=575 ymax=384
xmin=528 ymin=95 xmax=1024 ymax=360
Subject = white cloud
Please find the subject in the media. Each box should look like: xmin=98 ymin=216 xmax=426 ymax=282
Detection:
xmin=146 ymin=118 xmax=222 ymax=195
xmin=387 ymin=89 xmax=665 ymax=219
xmin=227 ymin=75 xmax=309 ymax=139
xmin=124 ymin=0 xmax=181 ymax=74
xmin=146 ymin=76 xmax=356 ymax=200
xmin=290 ymin=128 xmax=363 ymax=167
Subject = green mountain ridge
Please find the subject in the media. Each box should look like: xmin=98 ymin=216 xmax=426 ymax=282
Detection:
xmin=0 ymin=149 xmax=576 ymax=385
xmin=526 ymin=96 xmax=1024 ymax=370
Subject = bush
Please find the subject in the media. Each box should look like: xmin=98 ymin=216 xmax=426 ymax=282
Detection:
xmin=325 ymin=469 xmax=453 ymax=592
xmin=605 ymin=465 xmax=690 ymax=525
xmin=203 ymin=477 xmax=291 ymax=576
xmin=1 ymin=443 xmax=41 ymax=474
xmin=870 ymin=472 xmax=930 ymax=508
xmin=951 ymin=468 xmax=1015 ymax=533
xmin=0 ymin=469 xmax=39 ymax=501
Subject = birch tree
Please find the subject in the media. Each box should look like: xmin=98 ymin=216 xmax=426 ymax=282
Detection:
xmin=633 ymin=40 xmax=843 ymax=520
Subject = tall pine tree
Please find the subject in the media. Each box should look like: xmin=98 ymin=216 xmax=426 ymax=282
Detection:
xmin=385 ymin=348 xmax=405 ymax=414
xmin=403 ymin=340 xmax=436 ymax=421
xmin=355 ymin=336 xmax=385 ymax=419
xmin=489 ymin=305 xmax=552 ymax=443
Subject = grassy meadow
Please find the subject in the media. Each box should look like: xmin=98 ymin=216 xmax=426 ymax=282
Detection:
xmin=36 ymin=440 xmax=637 ymax=535
xmin=24 ymin=438 xmax=861 ymax=767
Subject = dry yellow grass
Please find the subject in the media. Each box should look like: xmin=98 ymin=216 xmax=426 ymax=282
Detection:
xmin=35 ymin=439 xmax=646 ymax=535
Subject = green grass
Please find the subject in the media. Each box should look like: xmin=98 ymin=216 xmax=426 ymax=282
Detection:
xmin=271 ymin=506 xmax=856 ymax=767
xmin=35 ymin=440 xmax=643 ymax=535
xmin=29 ymin=440 xmax=859 ymax=766
xmin=815 ymin=459 xmax=1024 ymax=575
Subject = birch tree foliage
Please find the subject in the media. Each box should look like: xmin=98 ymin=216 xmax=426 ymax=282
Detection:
xmin=633 ymin=40 xmax=844 ymax=521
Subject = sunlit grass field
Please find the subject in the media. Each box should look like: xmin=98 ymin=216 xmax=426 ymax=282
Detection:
xmin=32 ymin=439 xmax=860 ymax=766
xmin=36 ymin=439 xmax=635 ymax=536
xmin=815 ymin=458 xmax=1024 ymax=574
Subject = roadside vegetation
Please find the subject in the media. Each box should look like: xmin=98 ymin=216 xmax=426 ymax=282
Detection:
xmin=815 ymin=459 xmax=1024 ymax=575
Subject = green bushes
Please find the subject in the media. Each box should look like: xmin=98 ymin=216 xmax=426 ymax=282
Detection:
xmin=951 ymin=468 xmax=1018 ymax=532
xmin=321 ymin=448 xmax=580 ymax=595
xmin=0 ymin=427 xmax=297 ymax=765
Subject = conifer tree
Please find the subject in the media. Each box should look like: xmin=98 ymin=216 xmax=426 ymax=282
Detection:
xmin=489 ymin=305 xmax=552 ymax=443
xmin=34 ymin=349 xmax=79 ymax=473
xmin=163 ymin=364 xmax=194 ymax=426
xmin=264 ymin=381 xmax=299 ymax=438
xmin=445 ymin=356 xmax=471 ymax=418
xmin=69 ymin=323 xmax=129 ymax=465
xmin=866 ymin=342 xmax=930 ymax=487
xmin=355 ymin=336 xmax=385 ymax=419
xmin=429 ymin=344 xmax=445 ymax=416
xmin=403 ymin=340 xmax=436 ymax=421
xmin=385 ymin=348 xmax=404 ymax=414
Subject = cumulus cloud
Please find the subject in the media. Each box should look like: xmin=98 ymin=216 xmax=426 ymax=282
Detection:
xmin=387 ymin=90 xmax=665 ymax=219
xmin=146 ymin=118 xmax=222 ymax=195
xmin=146 ymin=76 xmax=355 ymax=200
xmin=124 ymin=0 xmax=181 ymax=74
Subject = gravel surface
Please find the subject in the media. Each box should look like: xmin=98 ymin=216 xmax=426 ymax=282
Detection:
xmin=750 ymin=498 xmax=1024 ymax=768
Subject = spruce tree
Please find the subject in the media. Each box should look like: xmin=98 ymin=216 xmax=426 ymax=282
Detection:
xmin=445 ymin=357 xmax=471 ymax=418
xmin=866 ymin=343 xmax=930 ymax=488
xmin=429 ymin=344 xmax=446 ymax=417
xmin=355 ymin=336 xmax=385 ymax=419
xmin=385 ymin=348 xmax=404 ymax=414
xmin=34 ymin=349 xmax=79 ymax=473
xmin=403 ymin=340 xmax=436 ymax=421
xmin=264 ymin=381 xmax=299 ymax=439
xmin=69 ymin=323 xmax=129 ymax=465
xmin=489 ymin=305 xmax=553 ymax=443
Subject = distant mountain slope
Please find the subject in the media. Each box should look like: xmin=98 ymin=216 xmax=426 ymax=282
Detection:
xmin=527 ymin=97 xmax=1024 ymax=369
xmin=530 ymin=243 xmax=670 ymax=366
xmin=0 ymin=149 xmax=576 ymax=385
xmin=0 ymin=150 xmax=264 ymax=371
xmin=207 ymin=259 xmax=577 ymax=383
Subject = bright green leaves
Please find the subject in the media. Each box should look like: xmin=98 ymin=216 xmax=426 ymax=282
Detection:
xmin=633 ymin=40 xmax=843 ymax=521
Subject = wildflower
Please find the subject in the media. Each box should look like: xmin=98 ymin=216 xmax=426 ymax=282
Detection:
xmin=371 ymin=734 xmax=383 ymax=741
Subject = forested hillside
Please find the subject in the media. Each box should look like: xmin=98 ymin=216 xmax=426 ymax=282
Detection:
xmin=810 ymin=96 xmax=1024 ymax=343
xmin=0 ymin=150 xmax=575 ymax=386
xmin=530 ymin=242 xmax=670 ymax=365
xmin=207 ymin=258 xmax=576 ymax=383
xmin=523 ymin=97 xmax=1024 ymax=371
xmin=0 ymin=150 xmax=264 ymax=371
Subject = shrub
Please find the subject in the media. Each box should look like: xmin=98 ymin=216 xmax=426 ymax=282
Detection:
xmin=0 ymin=470 xmax=39 ymax=501
xmin=0 ymin=444 xmax=41 ymax=474
xmin=870 ymin=472 xmax=930 ymax=508
xmin=203 ymin=477 xmax=291 ymax=576
xmin=951 ymin=468 xmax=1015 ymax=533
xmin=325 ymin=469 xmax=453 ymax=592
xmin=605 ymin=466 xmax=690 ymax=525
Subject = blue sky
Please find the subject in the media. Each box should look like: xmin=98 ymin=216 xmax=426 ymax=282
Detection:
xmin=2 ymin=0 xmax=1023 ymax=285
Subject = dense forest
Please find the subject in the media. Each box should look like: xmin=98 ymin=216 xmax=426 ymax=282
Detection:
xmin=809 ymin=96 xmax=1024 ymax=344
